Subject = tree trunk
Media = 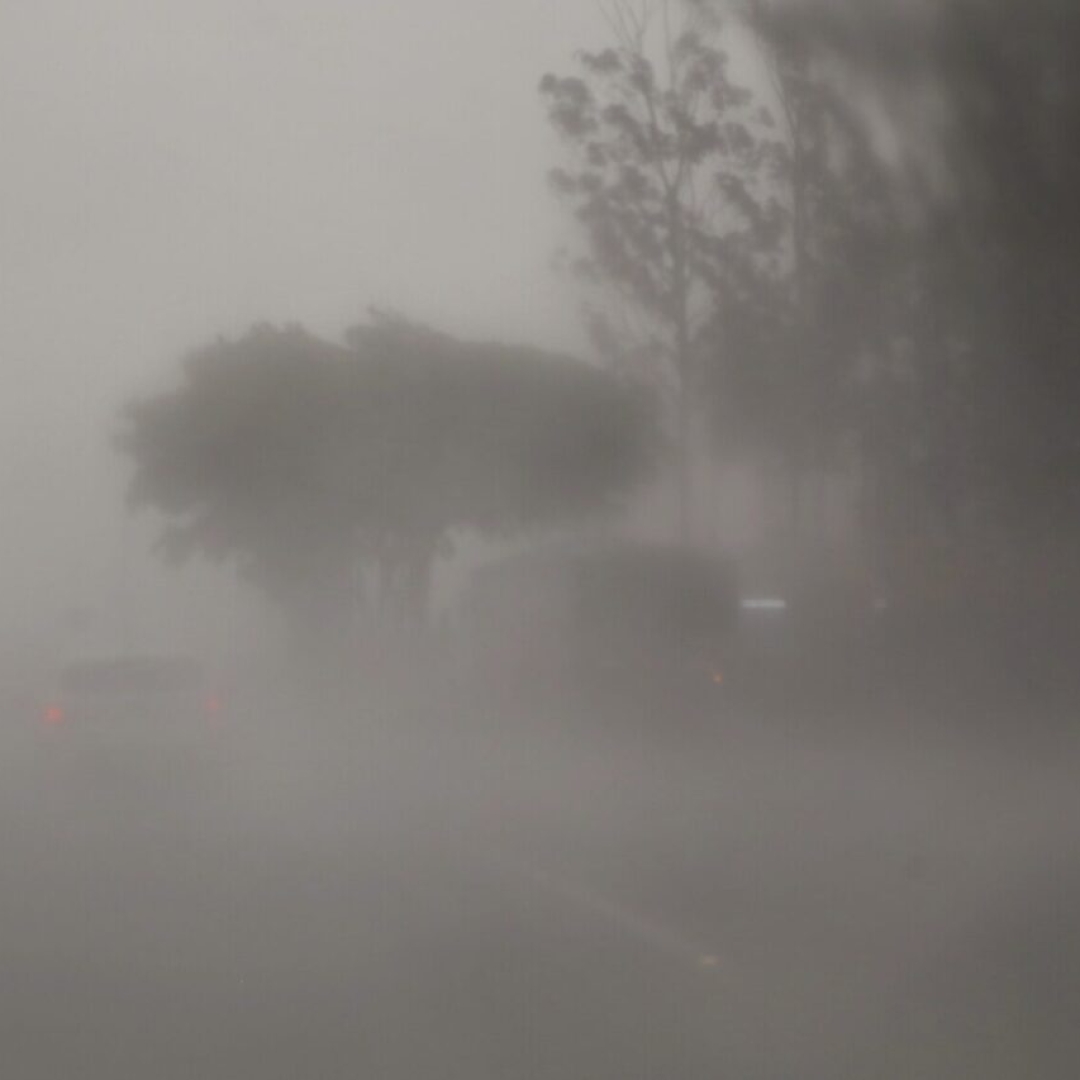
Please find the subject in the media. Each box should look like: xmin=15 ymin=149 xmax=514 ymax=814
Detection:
xmin=787 ymin=447 xmax=803 ymax=539
xmin=676 ymin=366 xmax=694 ymax=545
xmin=401 ymin=540 xmax=435 ymax=632
xmin=284 ymin=575 xmax=353 ymax=676
xmin=374 ymin=534 xmax=436 ymax=636
xmin=669 ymin=186 xmax=694 ymax=546
xmin=376 ymin=555 xmax=395 ymax=622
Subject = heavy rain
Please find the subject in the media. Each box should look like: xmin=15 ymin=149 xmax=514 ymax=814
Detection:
xmin=2 ymin=2 xmax=1079 ymax=1077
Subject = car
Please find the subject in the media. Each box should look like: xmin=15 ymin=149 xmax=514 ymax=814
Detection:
xmin=41 ymin=654 xmax=221 ymax=729
xmin=37 ymin=654 xmax=230 ymax=814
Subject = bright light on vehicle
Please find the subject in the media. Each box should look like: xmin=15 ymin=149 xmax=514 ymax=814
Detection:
xmin=43 ymin=705 xmax=65 ymax=725
xmin=205 ymin=695 xmax=222 ymax=716
xmin=740 ymin=597 xmax=788 ymax=612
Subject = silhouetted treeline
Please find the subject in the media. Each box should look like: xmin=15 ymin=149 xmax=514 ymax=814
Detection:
xmin=544 ymin=0 xmax=1080 ymax=579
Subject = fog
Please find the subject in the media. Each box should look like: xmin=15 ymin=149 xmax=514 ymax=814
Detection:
xmin=6 ymin=668 xmax=1079 ymax=1077
xmin=3 ymin=1 xmax=1080 ymax=1077
xmin=1 ymin=0 xmax=604 ymax=652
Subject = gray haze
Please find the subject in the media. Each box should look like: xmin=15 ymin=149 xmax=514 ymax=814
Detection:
xmin=3 ymin=2 xmax=1079 ymax=1077
xmin=1 ymin=0 xmax=604 ymax=650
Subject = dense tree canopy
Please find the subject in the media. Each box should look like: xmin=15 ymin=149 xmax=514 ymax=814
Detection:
xmin=746 ymin=0 xmax=1080 ymax=535
xmin=541 ymin=0 xmax=900 ymax=539
xmin=119 ymin=318 xmax=656 ymax=644
xmin=540 ymin=0 xmax=780 ymax=536
xmin=706 ymin=0 xmax=900 ymax=510
xmin=121 ymin=325 xmax=358 ymax=640
xmin=545 ymin=0 xmax=1080 ymax=569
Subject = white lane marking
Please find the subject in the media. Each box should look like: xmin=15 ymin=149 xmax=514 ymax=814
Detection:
xmin=485 ymin=847 xmax=725 ymax=972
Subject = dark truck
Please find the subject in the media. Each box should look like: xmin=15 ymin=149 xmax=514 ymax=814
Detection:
xmin=460 ymin=540 xmax=739 ymax=711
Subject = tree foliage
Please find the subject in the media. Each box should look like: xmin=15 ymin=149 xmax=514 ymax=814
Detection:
xmin=546 ymin=0 xmax=1080 ymax=552
xmin=702 ymin=0 xmax=902 ymax=521
xmin=540 ymin=0 xmax=780 ymax=536
xmin=120 ymin=325 xmax=359 ymax=639
xmin=119 ymin=319 xmax=656 ymax=640
xmin=541 ymin=0 xmax=901 ymax=538
xmin=751 ymin=0 xmax=1080 ymax=535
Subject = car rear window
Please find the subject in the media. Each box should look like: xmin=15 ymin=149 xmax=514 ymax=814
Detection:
xmin=59 ymin=657 xmax=203 ymax=695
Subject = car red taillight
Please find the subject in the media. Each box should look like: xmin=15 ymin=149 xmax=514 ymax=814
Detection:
xmin=42 ymin=705 xmax=65 ymax=725
xmin=205 ymin=694 xmax=222 ymax=717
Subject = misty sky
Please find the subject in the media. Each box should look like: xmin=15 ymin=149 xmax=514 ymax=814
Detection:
xmin=1 ymin=1 xmax=613 ymax=652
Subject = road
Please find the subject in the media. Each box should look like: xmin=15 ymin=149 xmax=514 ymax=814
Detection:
xmin=2 ymin=682 xmax=1078 ymax=1078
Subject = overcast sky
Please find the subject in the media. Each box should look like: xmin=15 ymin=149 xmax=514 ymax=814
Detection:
xmin=1 ymin=0 xmax=617 ymax=649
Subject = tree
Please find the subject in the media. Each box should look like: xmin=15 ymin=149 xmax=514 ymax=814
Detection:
xmin=540 ymin=0 xmax=779 ymax=539
xmin=344 ymin=311 xmax=658 ymax=623
xmin=727 ymin=0 xmax=901 ymax=538
xmin=754 ymin=0 xmax=1080 ymax=539
xmin=118 ymin=325 xmax=362 ymax=659
xmin=119 ymin=318 xmax=657 ymax=648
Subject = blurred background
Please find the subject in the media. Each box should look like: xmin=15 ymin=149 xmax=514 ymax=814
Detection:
xmin=3 ymin=2 xmax=1080 ymax=1077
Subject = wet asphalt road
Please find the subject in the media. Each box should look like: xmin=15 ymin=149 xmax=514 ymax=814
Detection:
xmin=2 ymin=686 xmax=1078 ymax=1079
